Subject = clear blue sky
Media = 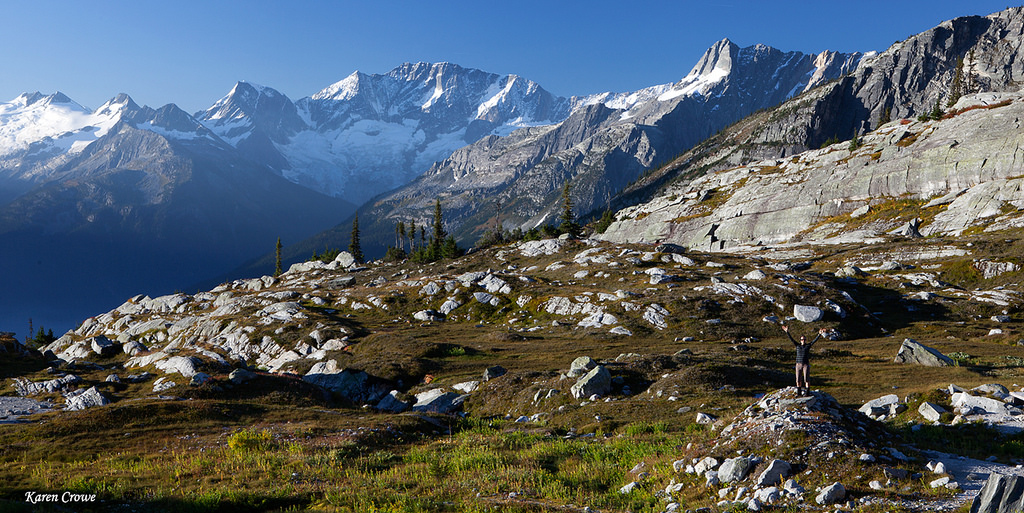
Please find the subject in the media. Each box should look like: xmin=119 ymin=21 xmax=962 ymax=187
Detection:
xmin=0 ymin=1 xmax=1015 ymax=114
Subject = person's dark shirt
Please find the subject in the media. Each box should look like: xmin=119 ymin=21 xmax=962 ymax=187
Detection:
xmin=786 ymin=331 xmax=821 ymax=364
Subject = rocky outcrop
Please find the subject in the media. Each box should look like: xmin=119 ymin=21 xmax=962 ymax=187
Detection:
xmin=972 ymin=473 xmax=1024 ymax=513
xmin=599 ymin=91 xmax=1024 ymax=250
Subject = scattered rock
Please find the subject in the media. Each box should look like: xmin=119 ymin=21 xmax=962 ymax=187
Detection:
xmin=377 ymin=390 xmax=412 ymax=413
xmin=696 ymin=412 xmax=716 ymax=424
xmin=228 ymin=368 xmax=257 ymax=384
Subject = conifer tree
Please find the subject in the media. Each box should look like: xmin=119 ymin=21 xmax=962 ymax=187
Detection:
xmin=947 ymin=57 xmax=965 ymax=108
xmin=396 ymin=221 xmax=406 ymax=251
xmin=274 ymin=237 xmax=283 ymax=277
xmin=349 ymin=214 xmax=364 ymax=263
xmin=431 ymin=199 xmax=445 ymax=255
xmin=408 ymin=221 xmax=417 ymax=251
xmin=558 ymin=181 xmax=580 ymax=237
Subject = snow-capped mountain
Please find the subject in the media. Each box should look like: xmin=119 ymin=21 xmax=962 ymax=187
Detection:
xmin=196 ymin=62 xmax=572 ymax=201
xmin=308 ymin=40 xmax=864 ymax=257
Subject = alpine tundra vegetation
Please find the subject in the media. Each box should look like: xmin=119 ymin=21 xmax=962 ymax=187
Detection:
xmin=4 ymin=5 xmax=1024 ymax=513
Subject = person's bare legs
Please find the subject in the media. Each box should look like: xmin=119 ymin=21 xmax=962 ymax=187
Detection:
xmin=801 ymin=364 xmax=810 ymax=393
xmin=795 ymin=363 xmax=809 ymax=393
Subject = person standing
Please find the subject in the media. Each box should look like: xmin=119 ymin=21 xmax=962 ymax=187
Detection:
xmin=782 ymin=325 xmax=828 ymax=396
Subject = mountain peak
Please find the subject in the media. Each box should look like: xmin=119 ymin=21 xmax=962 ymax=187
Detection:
xmin=689 ymin=38 xmax=739 ymax=78
xmin=14 ymin=91 xmax=77 ymax=108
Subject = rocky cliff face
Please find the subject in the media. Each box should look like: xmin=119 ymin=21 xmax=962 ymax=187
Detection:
xmin=599 ymin=8 xmax=1024 ymax=249
xmin=318 ymin=40 xmax=861 ymax=255
xmin=597 ymin=91 xmax=1024 ymax=250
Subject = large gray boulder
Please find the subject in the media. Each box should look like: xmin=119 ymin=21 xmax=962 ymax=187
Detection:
xmin=952 ymin=392 xmax=1010 ymax=415
xmin=894 ymin=339 xmax=954 ymax=367
xmin=718 ymin=456 xmax=752 ymax=483
xmin=570 ymin=365 xmax=611 ymax=399
xmin=971 ymin=473 xmax=1024 ymax=513
xmin=568 ymin=356 xmax=598 ymax=378
xmin=755 ymin=459 xmax=791 ymax=487
xmin=332 ymin=251 xmax=356 ymax=269
xmin=815 ymin=482 xmax=846 ymax=505
xmin=793 ymin=305 xmax=823 ymax=323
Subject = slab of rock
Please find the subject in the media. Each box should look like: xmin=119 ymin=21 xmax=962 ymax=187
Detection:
xmin=743 ymin=269 xmax=767 ymax=280
xmin=793 ymin=305 xmax=823 ymax=323
xmin=123 ymin=340 xmax=147 ymax=356
xmin=919 ymin=401 xmax=947 ymax=422
xmin=971 ymin=472 xmax=1024 ymax=513
xmin=412 ymin=389 xmax=464 ymax=414
xmin=894 ymin=339 xmax=954 ymax=367
xmin=693 ymin=457 xmax=718 ymax=475
xmin=154 ymin=356 xmax=201 ymax=378
xmin=718 ymin=457 xmax=752 ymax=484
xmin=859 ymin=394 xmax=900 ymax=416
xmin=303 ymin=360 xmax=378 ymax=403
xmin=64 ymin=387 xmax=109 ymax=411
xmin=570 ymin=365 xmax=611 ymax=399
xmin=952 ymin=392 xmax=1010 ymax=415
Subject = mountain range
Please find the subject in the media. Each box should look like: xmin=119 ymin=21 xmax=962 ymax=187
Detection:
xmin=3 ymin=6 xmax=1020 ymax=338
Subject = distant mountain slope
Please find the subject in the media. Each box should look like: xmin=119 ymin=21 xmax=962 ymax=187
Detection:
xmin=0 ymin=92 xmax=352 ymax=336
xmin=291 ymin=40 xmax=862 ymax=257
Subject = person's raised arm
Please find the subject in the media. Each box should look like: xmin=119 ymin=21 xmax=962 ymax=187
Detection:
xmin=781 ymin=324 xmax=798 ymax=345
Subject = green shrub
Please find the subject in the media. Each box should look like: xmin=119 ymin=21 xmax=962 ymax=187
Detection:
xmin=227 ymin=428 xmax=274 ymax=453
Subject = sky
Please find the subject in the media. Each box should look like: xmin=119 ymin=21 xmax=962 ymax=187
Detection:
xmin=0 ymin=1 xmax=1016 ymax=114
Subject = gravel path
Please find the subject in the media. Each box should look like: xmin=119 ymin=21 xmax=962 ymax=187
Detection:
xmin=0 ymin=396 xmax=53 ymax=423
